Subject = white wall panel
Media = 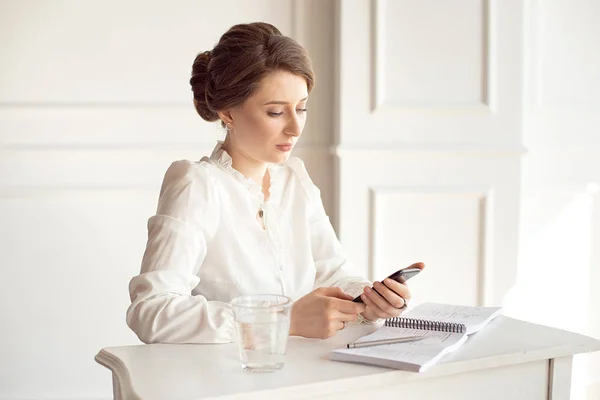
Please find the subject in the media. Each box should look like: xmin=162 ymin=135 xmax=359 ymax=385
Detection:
xmin=0 ymin=0 xmax=293 ymax=104
xmin=336 ymin=148 xmax=518 ymax=306
xmin=370 ymin=187 xmax=491 ymax=306
xmin=374 ymin=0 xmax=488 ymax=109
xmin=0 ymin=190 xmax=149 ymax=399
xmin=338 ymin=0 xmax=524 ymax=147
xmin=335 ymin=0 xmax=523 ymax=308
xmin=0 ymin=107 xmax=215 ymax=146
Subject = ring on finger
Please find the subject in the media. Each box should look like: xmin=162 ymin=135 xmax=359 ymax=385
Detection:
xmin=399 ymin=297 xmax=408 ymax=310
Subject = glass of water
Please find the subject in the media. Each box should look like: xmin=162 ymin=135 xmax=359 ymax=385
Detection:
xmin=230 ymin=294 xmax=292 ymax=372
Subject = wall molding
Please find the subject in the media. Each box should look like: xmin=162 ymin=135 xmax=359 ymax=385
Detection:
xmin=370 ymin=0 xmax=492 ymax=112
xmin=334 ymin=143 xmax=527 ymax=156
xmin=0 ymin=145 xmax=335 ymax=192
xmin=0 ymin=142 xmax=334 ymax=151
xmin=368 ymin=185 xmax=494 ymax=306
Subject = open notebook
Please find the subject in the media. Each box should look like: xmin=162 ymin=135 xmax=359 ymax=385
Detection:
xmin=330 ymin=303 xmax=502 ymax=373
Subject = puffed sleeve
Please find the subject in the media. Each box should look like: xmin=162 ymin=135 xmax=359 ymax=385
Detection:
xmin=126 ymin=160 xmax=234 ymax=344
xmin=287 ymin=158 xmax=371 ymax=298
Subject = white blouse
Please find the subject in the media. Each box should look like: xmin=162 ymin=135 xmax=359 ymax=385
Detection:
xmin=126 ymin=141 xmax=371 ymax=344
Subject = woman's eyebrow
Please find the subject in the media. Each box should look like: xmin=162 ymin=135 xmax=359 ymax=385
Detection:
xmin=263 ymin=97 xmax=308 ymax=106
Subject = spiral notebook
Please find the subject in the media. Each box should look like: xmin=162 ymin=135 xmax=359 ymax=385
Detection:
xmin=330 ymin=303 xmax=502 ymax=373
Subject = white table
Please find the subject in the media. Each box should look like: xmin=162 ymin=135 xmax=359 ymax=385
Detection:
xmin=95 ymin=316 xmax=600 ymax=400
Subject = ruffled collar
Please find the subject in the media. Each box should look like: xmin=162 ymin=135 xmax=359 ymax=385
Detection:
xmin=207 ymin=141 xmax=286 ymax=260
xmin=208 ymin=141 xmax=280 ymax=203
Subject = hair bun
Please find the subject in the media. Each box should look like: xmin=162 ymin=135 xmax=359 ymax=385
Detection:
xmin=190 ymin=50 xmax=219 ymax=122
xmin=189 ymin=23 xmax=314 ymax=126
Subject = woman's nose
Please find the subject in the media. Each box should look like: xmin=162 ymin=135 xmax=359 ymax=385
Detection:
xmin=285 ymin=115 xmax=302 ymax=137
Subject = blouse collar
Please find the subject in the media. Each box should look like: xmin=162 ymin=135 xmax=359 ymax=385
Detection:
xmin=208 ymin=141 xmax=281 ymax=202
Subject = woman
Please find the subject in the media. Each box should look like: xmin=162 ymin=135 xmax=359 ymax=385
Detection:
xmin=126 ymin=22 xmax=423 ymax=344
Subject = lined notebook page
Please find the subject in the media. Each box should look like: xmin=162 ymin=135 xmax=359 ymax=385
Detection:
xmin=332 ymin=327 xmax=468 ymax=372
xmin=353 ymin=326 xmax=466 ymax=356
xmin=331 ymin=303 xmax=503 ymax=372
xmin=402 ymin=303 xmax=502 ymax=334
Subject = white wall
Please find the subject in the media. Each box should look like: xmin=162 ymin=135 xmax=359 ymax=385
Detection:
xmin=335 ymin=2 xmax=599 ymax=398
xmin=0 ymin=1 xmax=334 ymax=399
xmin=335 ymin=0 xmax=523 ymax=308
xmin=503 ymin=0 xmax=600 ymax=397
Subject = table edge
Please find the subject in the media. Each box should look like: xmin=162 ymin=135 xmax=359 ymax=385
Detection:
xmin=95 ymin=349 xmax=142 ymax=400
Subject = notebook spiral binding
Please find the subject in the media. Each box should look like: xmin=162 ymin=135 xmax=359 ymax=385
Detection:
xmin=385 ymin=317 xmax=467 ymax=333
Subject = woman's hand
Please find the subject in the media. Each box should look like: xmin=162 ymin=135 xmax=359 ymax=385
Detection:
xmin=289 ymin=287 xmax=366 ymax=339
xmin=361 ymin=262 xmax=424 ymax=321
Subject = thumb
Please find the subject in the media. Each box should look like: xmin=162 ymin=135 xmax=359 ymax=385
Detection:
xmin=321 ymin=286 xmax=354 ymax=300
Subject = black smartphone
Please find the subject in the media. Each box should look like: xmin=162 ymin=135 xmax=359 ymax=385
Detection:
xmin=352 ymin=266 xmax=422 ymax=303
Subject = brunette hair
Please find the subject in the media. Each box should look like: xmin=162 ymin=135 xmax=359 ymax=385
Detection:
xmin=189 ymin=22 xmax=315 ymax=123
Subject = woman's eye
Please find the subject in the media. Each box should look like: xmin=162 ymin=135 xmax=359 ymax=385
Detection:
xmin=267 ymin=108 xmax=307 ymax=117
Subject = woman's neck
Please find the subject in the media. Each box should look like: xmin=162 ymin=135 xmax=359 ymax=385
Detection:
xmin=221 ymin=140 xmax=271 ymax=199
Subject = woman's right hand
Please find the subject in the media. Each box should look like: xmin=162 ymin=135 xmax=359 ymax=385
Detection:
xmin=289 ymin=287 xmax=366 ymax=339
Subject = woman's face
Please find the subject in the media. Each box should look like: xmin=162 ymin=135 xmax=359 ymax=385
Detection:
xmin=224 ymin=70 xmax=309 ymax=164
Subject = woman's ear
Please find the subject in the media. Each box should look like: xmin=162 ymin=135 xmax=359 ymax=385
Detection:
xmin=217 ymin=109 xmax=234 ymax=126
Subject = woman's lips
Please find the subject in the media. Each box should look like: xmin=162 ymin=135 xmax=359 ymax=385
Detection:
xmin=276 ymin=144 xmax=293 ymax=152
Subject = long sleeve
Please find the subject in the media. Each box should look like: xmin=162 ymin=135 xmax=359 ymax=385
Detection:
xmin=126 ymin=161 xmax=234 ymax=344
xmin=288 ymin=159 xmax=371 ymax=298
xmin=309 ymin=195 xmax=371 ymax=298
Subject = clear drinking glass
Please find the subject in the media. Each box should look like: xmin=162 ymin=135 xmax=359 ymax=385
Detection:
xmin=230 ymin=294 xmax=292 ymax=372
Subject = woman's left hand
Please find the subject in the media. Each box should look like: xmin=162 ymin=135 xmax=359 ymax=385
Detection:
xmin=360 ymin=261 xmax=424 ymax=320
xmin=360 ymin=278 xmax=410 ymax=321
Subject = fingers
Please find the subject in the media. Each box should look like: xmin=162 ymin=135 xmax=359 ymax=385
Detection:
xmin=373 ymin=281 xmax=406 ymax=309
xmin=360 ymin=278 xmax=413 ymax=320
xmin=325 ymin=320 xmax=349 ymax=338
xmin=326 ymin=296 xmax=365 ymax=322
xmin=317 ymin=287 xmax=365 ymax=314
xmin=359 ymin=291 xmax=390 ymax=319
xmin=319 ymin=286 xmax=354 ymax=301
xmin=362 ymin=285 xmax=401 ymax=318
xmin=381 ymin=278 xmax=411 ymax=302
xmin=321 ymin=309 xmax=358 ymax=338
xmin=330 ymin=310 xmax=359 ymax=323
xmin=331 ymin=297 xmax=366 ymax=314
xmin=409 ymin=262 xmax=425 ymax=270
